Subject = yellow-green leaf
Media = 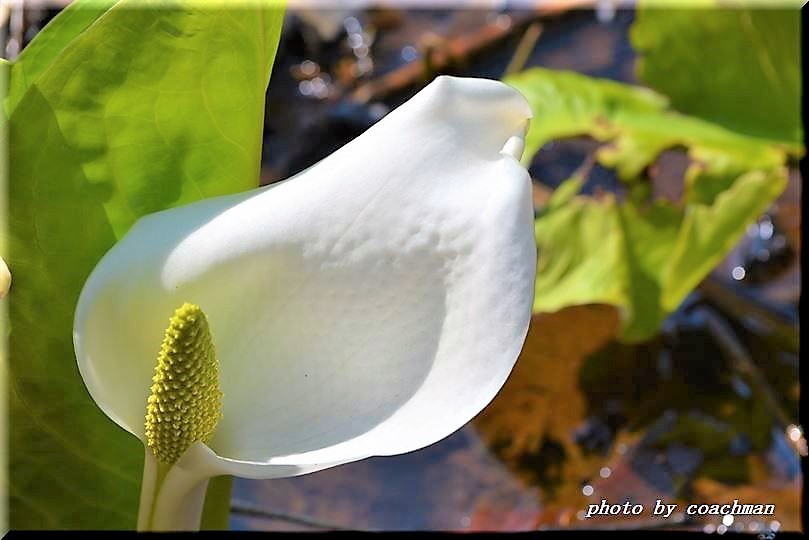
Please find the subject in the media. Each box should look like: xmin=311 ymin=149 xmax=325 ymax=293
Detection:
xmin=7 ymin=1 xmax=285 ymax=528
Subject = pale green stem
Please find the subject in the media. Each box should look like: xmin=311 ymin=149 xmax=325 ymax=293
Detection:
xmin=136 ymin=448 xmax=158 ymax=530
xmin=137 ymin=446 xmax=214 ymax=531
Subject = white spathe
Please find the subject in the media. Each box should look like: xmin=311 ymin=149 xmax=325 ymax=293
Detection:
xmin=74 ymin=75 xmax=535 ymax=496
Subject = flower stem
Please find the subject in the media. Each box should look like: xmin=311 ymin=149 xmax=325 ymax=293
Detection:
xmin=137 ymin=447 xmax=213 ymax=531
xmin=136 ymin=448 xmax=160 ymax=531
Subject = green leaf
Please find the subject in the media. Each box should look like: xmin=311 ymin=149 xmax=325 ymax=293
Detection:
xmin=507 ymin=67 xmax=790 ymax=341
xmin=661 ymin=169 xmax=787 ymax=311
xmin=542 ymin=173 xmax=584 ymax=213
xmin=631 ymin=2 xmax=802 ymax=146
xmin=534 ymin=168 xmax=786 ymax=342
xmin=6 ymin=0 xmax=115 ymax=114
xmin=505 ymin=67 xmax=791 ymax=186
xmin=505 ymin=67 xmax=666 ymax=174
xmin=7 ymin=0 xmax=285 ymax=528
xmin=534 ymin=184 xmax=681 ymax=341
xmin=1 ymin=56 xmax=9 ymax=538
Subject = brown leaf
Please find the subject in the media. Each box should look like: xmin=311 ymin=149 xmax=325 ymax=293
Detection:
xmin=475 ymin=305 xmax=620 ymax=457
xmin=473 ymin=304 xmax=621 ymax=494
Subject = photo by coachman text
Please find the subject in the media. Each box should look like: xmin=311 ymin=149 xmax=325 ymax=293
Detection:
xmin=586 ymin=498 xmax=777 ymax=519
xmin=685 ymin=500 xmax=776 ymax=516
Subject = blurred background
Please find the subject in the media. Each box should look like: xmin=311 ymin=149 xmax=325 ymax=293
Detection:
xmin=4 ymin=0 xmax=803 ymax=533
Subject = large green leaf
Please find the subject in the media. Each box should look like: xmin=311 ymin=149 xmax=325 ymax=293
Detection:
xmin=7 ymin=0 xmax=285 ymax=528
xmin=6 ymin=0 xmax=116 ymax=114
xmin=535 ymin=170 xmax=786 ymax=342
xmin=1 ymin=56 xmax=9 ymax=538
xmin=505 ymin=67 xmax=791 ymax=190
xmin=507 ymin=67 xmax=791 ymax=341
xmin=631 ymin=2 xmax=802 ymax=146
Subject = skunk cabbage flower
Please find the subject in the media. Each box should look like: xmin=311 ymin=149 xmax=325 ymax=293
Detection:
xmin=73 ymin=76 xmax=536 ymax=530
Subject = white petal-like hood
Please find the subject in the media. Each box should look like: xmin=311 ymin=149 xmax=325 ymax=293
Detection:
xmin=74 ymin=75 xmax=536 ymax=477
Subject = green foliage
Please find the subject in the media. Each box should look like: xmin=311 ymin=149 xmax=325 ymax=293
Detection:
xmin=535 ymin=172 xmax=785 ymax=342
xmin=632 ymin=3 xmax=802 ymax=146
xmin=1 ymin=56 xmax=9 ymax=539
xmin=6 ymin=0 xmax=116 ymax=114
xmin=6 ymin=0 xmax=285 ymax=528
xmin=506 ymin=68 xmax=790 ymax=189
xmin=506 ymin=68 xmax=790 ymax=342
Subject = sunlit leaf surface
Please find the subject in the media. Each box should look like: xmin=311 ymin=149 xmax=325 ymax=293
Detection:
xmin=505 ymin=68 xmax=790 ymax=341
xmin=505 ymin=67 xmax=793 ymax=187
xmin=5 ymin=0 xmax=115 ymax=114
xmin=632 ymin=4 xmax=801 ymax=146
xmin=7 ymin=0 xmax=284 ymax=528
